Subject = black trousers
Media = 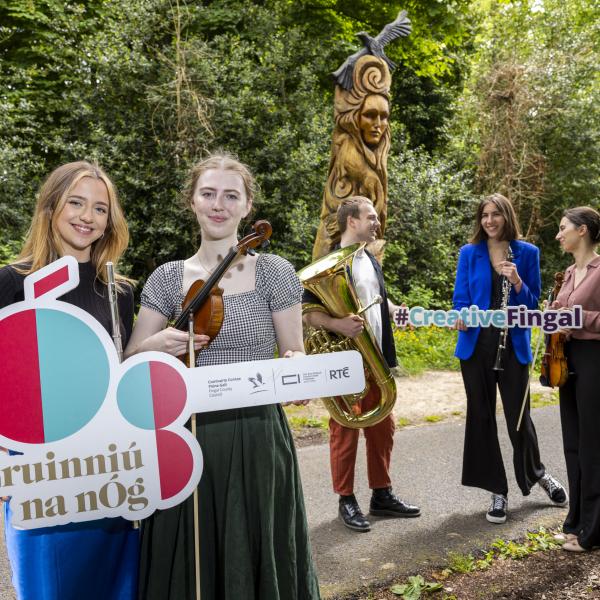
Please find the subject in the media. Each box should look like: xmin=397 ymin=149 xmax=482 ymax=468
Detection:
xmin=460 ymin=330 xmax=545 ymax=496
xmin=559 ymin=339 xmax=600 ymax=549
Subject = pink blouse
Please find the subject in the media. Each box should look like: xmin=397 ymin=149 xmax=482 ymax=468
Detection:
xmin=555 ymin=256 xmax=600 ymax=340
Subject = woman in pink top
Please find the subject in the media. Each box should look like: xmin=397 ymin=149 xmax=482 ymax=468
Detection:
xmin=554 ymin=206 xmax=600 ymax=552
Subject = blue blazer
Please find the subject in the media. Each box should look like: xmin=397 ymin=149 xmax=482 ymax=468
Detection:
xmin=452 ymin=239 xmax=541 ymax=364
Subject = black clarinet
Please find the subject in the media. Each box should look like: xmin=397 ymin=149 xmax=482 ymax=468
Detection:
xmin=493 ymin=246 xmax=514 ymax=371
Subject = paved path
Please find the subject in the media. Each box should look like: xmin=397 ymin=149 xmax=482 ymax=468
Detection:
xmin=302 ymin=405 xmax=567 ymax=597
xmin=0 ymin=405 xmax=567 ymax=599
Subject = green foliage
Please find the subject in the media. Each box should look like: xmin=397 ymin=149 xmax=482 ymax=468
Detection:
xmin=0 ymin=144 xmax=45 ymax=246
xmin=394 ymin=326 xmax=459 ymax=375
xmin=387 ymin=529 xmax=562 ymax=600
xmin=286 ymin=415 xmax=329 ymax=431
xmin=491 ymin=538 xmax=531 ymax=560
xmin=446 ymin=551 xmax=475 ymax=574
xmin=390 ymin=575 xmax=443 ymax=599
xmin=525 ymin=528 xmax=561 ymax=552
xmin=0 ymin=0 xmax=477 ymax=292
xmin=444 ymin=548 xmax=494 ymax=574
xmin=475 ymin=549 xmax=495 ymax=571
xmin=448 ymin=0 xmax=600 ymax=284
xmin=0 ymin=239 xmax=21 ymax=267
xmin=384 ymin=147 xmax=473 ymax=309
xmin=530 ymin=391 xmax=559 ymax=409
xmin=1 ymin=0 xmax=595 ymax=314
xmin=443 ymin=529 xmax=560 ymax=586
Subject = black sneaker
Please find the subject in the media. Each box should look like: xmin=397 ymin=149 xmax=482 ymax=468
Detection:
xmin=339 ymin=495 xmax=371 ymax=532
xmin=369 ymin=487 xmax=421 ymax=518
xmin=538 ymin=473 xmax=568 ymax=506
xmin=486 ymin=493 xmax=507 ymax=524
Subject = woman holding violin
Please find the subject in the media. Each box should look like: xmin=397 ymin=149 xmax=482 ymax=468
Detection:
xmin=452 ymin=193 xmax=567 ymax=525
xmin=125 ymin=153 xmax=321 ymax=599
xmin=0 ymin=161 xmax=138 ymax=599
xmin=553 ymin=206 xmax=600 ymax=553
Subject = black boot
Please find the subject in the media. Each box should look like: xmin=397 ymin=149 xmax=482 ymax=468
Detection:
xmin=339 ymin=494 xmax=371 ymax=532
xmin=370 ymin=487 xmax=421 ymax=518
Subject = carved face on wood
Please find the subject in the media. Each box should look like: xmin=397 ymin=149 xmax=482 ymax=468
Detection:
xmin=359 ymin=94 xmax=389 ymax=147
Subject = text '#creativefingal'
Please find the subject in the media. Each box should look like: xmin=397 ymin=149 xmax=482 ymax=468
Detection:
xmin=394 ymin=305 xmax=583 ymax=334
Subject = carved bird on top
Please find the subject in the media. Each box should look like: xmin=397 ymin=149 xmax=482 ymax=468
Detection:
xmin=332 ymin=10 xmax=411 ymax=91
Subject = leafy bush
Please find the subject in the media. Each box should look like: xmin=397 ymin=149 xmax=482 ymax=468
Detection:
xmin=384 ymin=146 xmax=473 ymax=309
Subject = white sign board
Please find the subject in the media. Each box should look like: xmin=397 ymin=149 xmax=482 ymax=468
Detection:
xmin=0 ymin=257 xmax=365 ymax=529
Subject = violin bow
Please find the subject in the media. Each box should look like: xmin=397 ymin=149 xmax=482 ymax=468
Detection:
xmin=516 ymin=326 xmax=544 ymax=432
xmin=516 ymin=284 xmax=554 ymax=432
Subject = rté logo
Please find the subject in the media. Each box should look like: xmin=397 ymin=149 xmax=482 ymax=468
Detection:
xmin=329 ymin=367 xmax=350 ymax=380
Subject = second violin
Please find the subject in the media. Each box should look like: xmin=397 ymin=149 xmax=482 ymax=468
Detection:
xmin=539 ymin=272 xmax=568 ymax=388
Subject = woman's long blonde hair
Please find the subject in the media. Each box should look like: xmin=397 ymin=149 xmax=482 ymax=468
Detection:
xmin=14 ymin=161 xmax=130 ymax=284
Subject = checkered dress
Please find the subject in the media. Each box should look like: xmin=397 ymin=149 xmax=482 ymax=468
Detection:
xmin=137 ymin=253 xmax=322 ymax=600
xmin=140 ymin=253 xmax=303 ymax=365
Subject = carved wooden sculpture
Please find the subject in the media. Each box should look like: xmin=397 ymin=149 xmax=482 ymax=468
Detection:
xmin=313 ymin=11 xmax=411 ymax=261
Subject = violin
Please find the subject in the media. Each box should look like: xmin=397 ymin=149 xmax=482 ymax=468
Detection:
xmin=539 ymin=272 xmax=568 ymax=388
xmin=174 ymin=220 xmax=272 ymax=367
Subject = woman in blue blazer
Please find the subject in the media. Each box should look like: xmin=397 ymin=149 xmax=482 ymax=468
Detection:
xmin=452 ymin=193 xmax=567 ymax=524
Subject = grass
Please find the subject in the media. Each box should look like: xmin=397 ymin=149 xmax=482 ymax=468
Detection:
xmin=394 ymin=326 xmax=459 ymax=376
xmin=397 ymin=417 xmax=412 ymax=428
xmin=393 ymin=322 xmax=561 ymax=379
xmin=424 ymin=414 xmax=443 ymax=423
xmin=530 ymin=389 xmax=559 ymax=409
xmin=287 ymin=415 xmax=329 ymax=430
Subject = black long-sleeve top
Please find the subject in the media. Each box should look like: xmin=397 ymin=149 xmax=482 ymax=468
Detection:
xmin=0 ymin=262 xmax=134 ymax=345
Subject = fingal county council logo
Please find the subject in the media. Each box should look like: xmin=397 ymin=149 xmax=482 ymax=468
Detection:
xmin=248 ymin=372 xmax=268 ymax=394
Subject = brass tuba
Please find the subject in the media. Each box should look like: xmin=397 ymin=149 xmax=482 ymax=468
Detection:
xmin=297 ymin=243 xmax=397 ymax=428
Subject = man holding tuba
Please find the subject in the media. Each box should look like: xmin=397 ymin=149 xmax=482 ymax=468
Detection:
xmin=302 ymin=196 xmax=420 ymax=532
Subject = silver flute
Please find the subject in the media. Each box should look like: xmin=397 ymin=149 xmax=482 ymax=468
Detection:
xmin=493 ymin=246 xmax=514 ymax=371
xmin=106 ymin=262 xmax=123 ymax=362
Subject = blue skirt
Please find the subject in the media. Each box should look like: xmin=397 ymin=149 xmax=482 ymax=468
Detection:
xmin=4 ymin=502 xmax=139 ymax=600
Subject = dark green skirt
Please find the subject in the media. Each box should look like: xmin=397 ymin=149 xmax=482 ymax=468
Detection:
xmin=138 ymin=405 xmax=321 ymax=600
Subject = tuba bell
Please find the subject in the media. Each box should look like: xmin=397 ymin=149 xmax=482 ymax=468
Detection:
xmin=297 ymin=243 xmax=397 ymax=428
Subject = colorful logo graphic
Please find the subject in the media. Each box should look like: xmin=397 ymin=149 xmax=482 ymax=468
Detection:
xmin=0 ymin=257 xmax=202 ymax=529
xmin=0 ymin=308 xmax=109 ymax=443
xmin=118 ymin=361 xmax=193 ymax=500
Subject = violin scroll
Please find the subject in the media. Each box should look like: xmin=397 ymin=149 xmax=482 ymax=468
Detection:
xmin=238 ymin=220 xmax=272 ymax=255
